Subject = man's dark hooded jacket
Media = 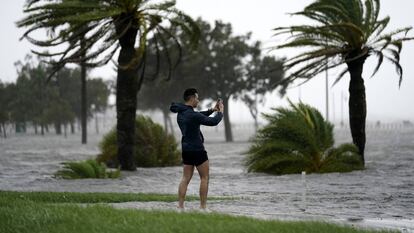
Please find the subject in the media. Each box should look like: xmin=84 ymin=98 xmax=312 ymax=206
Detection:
xmin=170 ymin=103 xmax=223 ymax=151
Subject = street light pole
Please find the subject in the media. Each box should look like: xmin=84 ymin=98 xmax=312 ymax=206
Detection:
xmin=341 ymin=91 xmax=344 ymax=127
xmin=325 ymin=62 xmax=329 ymax=121
xmin=325 ymin=38 xmax=329 ymax=122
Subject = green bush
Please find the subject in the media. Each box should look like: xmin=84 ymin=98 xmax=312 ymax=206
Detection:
xmin=54 ymin=159 xmax=121 ymax=179
xmin=97 ymin=115 xmax=181 ymax=167
xmin=246 ymin=101 xmax=364 ymax=175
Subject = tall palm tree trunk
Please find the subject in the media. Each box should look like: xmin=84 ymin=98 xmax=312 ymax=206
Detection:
xmin=55 ymin=122 xmax=62 ymax=135
xmin=80 ymin=36 xmax=87 ymax=144
xmin=162 ymin=110 xmax=174 ymax=134
xmin=223 ymin=97 xmax=233 ymax=142
xmin=168 ymin=113 xmax=174 ymax=135
xmin=248 ymin=105 xmax=259 ymax=131
xmin=116 ymin=22 xmax=138 ymax=171
xmin=163 ymin=110 xmax=169 ymax=134
xmin=1 ymin=123 xmax=6 ymax=138
xmin=70 ymin=122 xmax=75 ymax=134
xmin=346 ymin=54 xmax=368 ymax=165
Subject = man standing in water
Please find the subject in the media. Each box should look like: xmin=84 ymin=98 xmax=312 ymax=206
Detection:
xmin=170 ymin=88 xmax=223 ymax=210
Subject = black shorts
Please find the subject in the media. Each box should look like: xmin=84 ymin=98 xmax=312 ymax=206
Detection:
xmin=182 ymin=150 xmax=208 ymax=166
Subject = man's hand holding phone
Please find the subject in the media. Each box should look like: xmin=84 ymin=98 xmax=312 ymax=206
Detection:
xmin=215 ymin=98 xmax=224 ymax=113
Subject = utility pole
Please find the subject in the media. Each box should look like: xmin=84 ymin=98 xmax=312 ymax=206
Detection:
xmin=325 ymin=63 xmax=329 ymax=121
xmin=341 ymin=91 xmax=344 ymax=127
xmin=325 ymin=38 xmax=329 ymax=122
xmin=332 ymin=92 xmax=335 ymax=124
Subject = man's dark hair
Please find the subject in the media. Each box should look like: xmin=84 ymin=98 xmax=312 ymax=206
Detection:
xmin=183 ymin=88 xmax=198 ymax=102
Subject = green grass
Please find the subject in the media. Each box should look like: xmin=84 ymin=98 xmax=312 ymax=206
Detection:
xmin=0 ymin=190 xmax=233 ymax=203
xmin=0 ymin=191 xmax=398 ymax=233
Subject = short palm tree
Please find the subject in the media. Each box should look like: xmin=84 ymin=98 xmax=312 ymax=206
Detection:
xmin=246 ymin=101 xmax=364 ymax=175
xmin=17 ymin=0 xmax=200 ymax=170
xmin=55 ymin=159 xmax=121 ymax=179
xmin=272 ymin=0 xmax=413 ymax=164
xmin=97 ymin=115 xmax=181 ymax=168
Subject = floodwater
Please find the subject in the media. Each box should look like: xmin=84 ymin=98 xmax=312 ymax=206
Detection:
xmin=1 ymin=125 xmax=413 ymax=232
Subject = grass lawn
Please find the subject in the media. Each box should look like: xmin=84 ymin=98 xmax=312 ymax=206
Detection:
xmin=0 ymin=190 xmax=233 ymax=203
xmin=0 ymin=190 xmax=398 ymax=233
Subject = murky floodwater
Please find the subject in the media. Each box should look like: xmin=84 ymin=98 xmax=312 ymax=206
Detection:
xmin=1 ymin=126 xmax=413 ymax=232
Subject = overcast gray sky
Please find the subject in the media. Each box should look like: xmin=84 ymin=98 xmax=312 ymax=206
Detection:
xmin=1 ymin=0 xmax=413 ymax=123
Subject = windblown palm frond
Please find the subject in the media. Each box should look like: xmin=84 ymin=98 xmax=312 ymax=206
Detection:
xmin=245 ymin=101 xmax=363 ymax=175
xmin=54 ymin=159 xmax=121 ymax=179
xmin=321 ymin=143 xmax=363 ymax=173
xmin=272 ymin=0 xmax=413 ymax=86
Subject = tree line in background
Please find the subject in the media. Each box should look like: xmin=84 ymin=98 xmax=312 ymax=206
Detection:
xmin=137 ymin=19 xmax=286 ymax=142
xmin=0 ymin=56 xmax=110 ymax=138
xmin=1 ymin=18 xmax=286 ymax=144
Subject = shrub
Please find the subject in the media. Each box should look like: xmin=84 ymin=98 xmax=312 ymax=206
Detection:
xmin=54 ymin=159 xmax=121 ymax=179
xmin=246 ymin=101 xmax=364 ymax=175
xmin=97 ymin=115 xmax=181 ymax=167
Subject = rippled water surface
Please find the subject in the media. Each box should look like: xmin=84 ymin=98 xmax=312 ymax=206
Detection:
xmin=1 ymin=126 xmax=413 ymax=232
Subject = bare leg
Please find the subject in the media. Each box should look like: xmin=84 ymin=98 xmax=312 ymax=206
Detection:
xmin=196 ymin=160 xmax=209 ymax=209
xmin=178 ymin=165 xmax=194 ymax=209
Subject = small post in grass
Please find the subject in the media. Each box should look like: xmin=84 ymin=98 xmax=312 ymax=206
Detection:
xmin=301 ymin=171 xmax=307 ymax=211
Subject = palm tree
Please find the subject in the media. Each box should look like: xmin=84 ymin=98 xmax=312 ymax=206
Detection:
xmin=55 ymin=159 xmax=120 ymax=179
xmin=17 ymin=0 xmax=200 ymax=170
xmin=272 ymin=0 xmax=413 ymax=164
xmin=246 ymin=101 xmax=363 ymax=175
xmin=79 ymin=25 xmax=88 ymax=144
